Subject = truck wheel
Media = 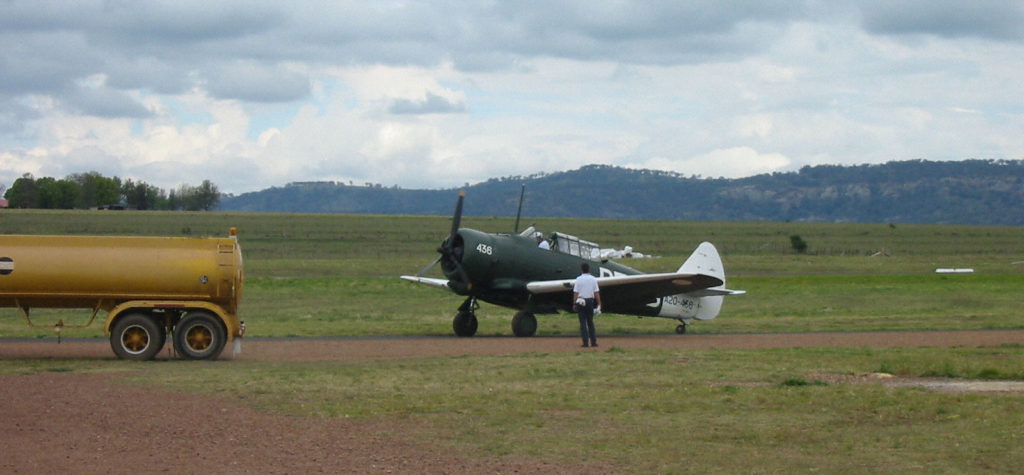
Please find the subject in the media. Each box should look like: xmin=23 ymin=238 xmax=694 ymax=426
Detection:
xmin=111 ymin=313 xmax=165 ymax=361
xmin=174 ymin=312 xmax=227 ymax=360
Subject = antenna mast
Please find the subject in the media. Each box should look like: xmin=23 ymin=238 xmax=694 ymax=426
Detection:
xmin=513 ymin=184 xmax=525 ymax=233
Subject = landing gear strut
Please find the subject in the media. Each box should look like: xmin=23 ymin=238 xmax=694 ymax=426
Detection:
xmin=453 ymin=297 xmax=479 ymax=337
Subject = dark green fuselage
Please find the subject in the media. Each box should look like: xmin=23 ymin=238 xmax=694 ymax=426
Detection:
xmin=442 ymin=228 xmax=650 ymax=315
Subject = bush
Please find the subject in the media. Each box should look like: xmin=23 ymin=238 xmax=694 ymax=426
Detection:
xmin=790 ymin=235 xmax=808 ymax=254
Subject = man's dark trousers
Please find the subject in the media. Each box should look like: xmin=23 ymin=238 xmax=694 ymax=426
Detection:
xmin=578 ymin=297 xmax=597 ymax=346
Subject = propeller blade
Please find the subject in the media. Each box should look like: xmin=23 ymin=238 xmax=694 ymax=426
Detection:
xmin=449 ymin=190 xmax=465 ymax=241
xmin=416 ymin=256 xmax=442 ymax=277
xmin=436 ymin=190 xmax=471 ymax=289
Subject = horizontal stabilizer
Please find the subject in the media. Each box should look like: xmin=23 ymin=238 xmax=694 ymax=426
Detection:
xmin=690 ymin=287 xmax=746 ymax=297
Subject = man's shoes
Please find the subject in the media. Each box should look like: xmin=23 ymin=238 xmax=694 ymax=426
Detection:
xmin=581 ymin=343 xmax=589 ymax=348
xmin=591 ymin=342 xmax=598 ymax=347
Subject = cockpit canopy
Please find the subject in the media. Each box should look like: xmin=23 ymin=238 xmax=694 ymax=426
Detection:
xmin=550 ymin=232 xmax=601 ymax=260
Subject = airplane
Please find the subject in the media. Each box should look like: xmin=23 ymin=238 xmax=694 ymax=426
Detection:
xmin=401 ymin=190 xmax=744 ymax=337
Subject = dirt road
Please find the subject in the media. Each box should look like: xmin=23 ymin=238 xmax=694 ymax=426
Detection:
xmin=4 ymin=329 xmax=1024 ymax=361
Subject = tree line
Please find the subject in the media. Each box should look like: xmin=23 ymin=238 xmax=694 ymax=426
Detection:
xmin=3 ymin=172 xmax=220 ymax=211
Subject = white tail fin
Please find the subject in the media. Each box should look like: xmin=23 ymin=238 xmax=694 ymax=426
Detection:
xmin=678 ymin=242 xmax=740 ymax=320
xmin=678 ymin=241 xmax=725 ymax=280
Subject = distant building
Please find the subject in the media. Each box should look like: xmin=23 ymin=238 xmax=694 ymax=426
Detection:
xmin=97 ymin=204 xmax=127 ymax=210
xmin=0 ymin=199 xmax=8 ymax=208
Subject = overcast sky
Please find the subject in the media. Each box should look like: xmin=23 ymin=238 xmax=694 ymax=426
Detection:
xmin=1 ymin=1 xmax=1022 ymax=194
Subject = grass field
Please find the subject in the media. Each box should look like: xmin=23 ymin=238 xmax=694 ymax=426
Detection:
xmin=2 ymin=209 xmax=1021 ymax=337
xmin=2 ymin=209 xmax=1023 ymax=472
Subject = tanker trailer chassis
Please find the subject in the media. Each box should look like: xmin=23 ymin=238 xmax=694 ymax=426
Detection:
xmin=2 ymin=231 xmax=244 ymax=361
xmin=16 ymin=299 xmax=243 ymax=360
xmin=106 ymin=301 xmax=244 ymax=361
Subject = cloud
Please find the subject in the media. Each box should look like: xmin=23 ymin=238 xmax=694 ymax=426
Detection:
xmin=63 ymin=80 xmax=153 ymax=119
xmin=0 ymin=1 xmax=1022 ymax=195
xmin=389 ymin=92 xmax=467 ymax=115
xmin=859 ymin=0 xmax=1024 ymax=41
xmin=88 ymin=1 xmax=286 ymax=46
xmin=202 ymin=61 xmax=312 ymax=103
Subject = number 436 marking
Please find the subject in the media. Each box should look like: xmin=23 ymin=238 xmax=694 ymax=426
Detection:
xmin=476 ymin=243 xmax=493 ymax=255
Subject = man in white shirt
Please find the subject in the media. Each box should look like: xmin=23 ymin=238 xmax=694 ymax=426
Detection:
xmin=572 ymin=262 xmax=602 ymax=347
xmin=535 ymin=232 xmax=550 ymax=250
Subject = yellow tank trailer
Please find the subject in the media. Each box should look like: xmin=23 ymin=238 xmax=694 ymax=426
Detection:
xmin=0 ymin=229 xmax=243 ymax=360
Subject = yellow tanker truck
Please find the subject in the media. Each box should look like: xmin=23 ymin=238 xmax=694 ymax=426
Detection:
xmin=0 ymin=230 xmax=243 ymax=360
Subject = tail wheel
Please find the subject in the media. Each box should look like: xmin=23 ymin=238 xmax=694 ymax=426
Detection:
xmin=174 ymin=312 xmax=227 ymax=360
xmin=511 ymin=311 xmax=537 ymax=337
xmin=110 ymin=313 xmax=165 ymax=361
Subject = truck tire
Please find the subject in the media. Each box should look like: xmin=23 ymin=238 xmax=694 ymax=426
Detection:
xmin=174 ymin=312 xmax=227 ymax=360
xmin=110 ymin=313 xmax=166 ymax=361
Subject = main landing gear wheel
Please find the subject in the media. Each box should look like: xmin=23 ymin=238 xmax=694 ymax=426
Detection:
xmin=511 ymin=311 xmax=537 ymax=337
xmin=111 ymin=313 xmax=165 ymax=361
xmin=675 ymin=323 xmax=687 ymax=334
xmin=453 ymin=310 xmax=478 ymax=337
xmin=174 ymin=312 xmax=227 ymax=360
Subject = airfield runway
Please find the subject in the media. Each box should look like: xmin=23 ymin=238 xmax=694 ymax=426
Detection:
xmin=2 ymin=329 xmax=1023 ymax=360
xmin=3 ymin=330 xmax=1023 ymax=473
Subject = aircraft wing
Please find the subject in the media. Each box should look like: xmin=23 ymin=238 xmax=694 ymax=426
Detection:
xmin=526 ymin=272 xmax=742 ymax=304
xmin=400 ymin=275 xmax=453 ymax=291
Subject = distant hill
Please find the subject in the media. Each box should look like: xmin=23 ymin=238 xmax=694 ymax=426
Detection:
xmin=219 ymin=159 xmax=1024 ymax=225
